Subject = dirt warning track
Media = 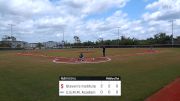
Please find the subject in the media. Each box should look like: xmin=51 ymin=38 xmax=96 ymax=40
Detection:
xmin=145 ymin=77 xmax=180 ymax=101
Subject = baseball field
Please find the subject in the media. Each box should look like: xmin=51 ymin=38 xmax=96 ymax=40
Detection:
xmin=0 ymin=48 xmax=179 ymax=101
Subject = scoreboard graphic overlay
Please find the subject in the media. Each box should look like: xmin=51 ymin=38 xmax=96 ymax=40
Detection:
xmin=59 ymin=76 xmax=121 ymax=96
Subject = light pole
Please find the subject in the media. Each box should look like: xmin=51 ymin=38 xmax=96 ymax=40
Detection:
xmin=169 ymin=20 xmax=174 ymax=47
xmin=117 ymin=27 xmax=121 ymax=46
xmin=62 ymin=29 xmax=65 ymax=46
xmin=8 ymin=24 xmax=15 ymax=37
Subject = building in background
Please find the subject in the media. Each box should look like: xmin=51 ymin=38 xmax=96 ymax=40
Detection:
xmin=0 ymin=35 xmax=64 ymax=49
xmin=28 ymin=43 xmax=38 ymax=49
xmin=0 ymin=35 xmax=28 ymax=48
xmin=42 ymin=41 xmax=63 ymax=49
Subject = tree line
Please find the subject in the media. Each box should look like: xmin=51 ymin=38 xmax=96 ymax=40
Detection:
xmin=69 ymin=33 xmax=180 ymax=46
xmin=1 ymin=32 xmax=180 ymax=48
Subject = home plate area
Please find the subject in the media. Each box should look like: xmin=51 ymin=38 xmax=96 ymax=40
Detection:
xmin=53 ymin=57 xmax=111 ymax=64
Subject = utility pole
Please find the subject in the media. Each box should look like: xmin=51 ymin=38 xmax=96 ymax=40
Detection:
xmin=8 ymin=24 xmax=15 ymax=37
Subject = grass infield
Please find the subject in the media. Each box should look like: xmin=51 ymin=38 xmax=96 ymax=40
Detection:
xmin=0 ymin=48 xmax=179 ymax=101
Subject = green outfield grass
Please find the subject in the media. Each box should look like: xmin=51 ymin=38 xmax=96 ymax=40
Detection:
xmin=0 ymin=48 xmax=180 ymax=101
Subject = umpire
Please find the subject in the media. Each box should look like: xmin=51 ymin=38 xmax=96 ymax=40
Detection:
xmin=102 ymin=46 xmax=106 ymax=57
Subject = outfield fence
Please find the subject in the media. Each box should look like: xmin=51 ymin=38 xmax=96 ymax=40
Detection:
xmin=0 ymin=47 xmax=24 ymax=50
xmin=1 ymin=44 xmax=180 ymax=50
xmin=70 ymin=44 xmax=180 ymax=48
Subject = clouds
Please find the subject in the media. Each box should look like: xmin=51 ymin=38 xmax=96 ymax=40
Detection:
xmin=0 ymin=0 xmax=130 ymax=42
xmin=60 ymin=0 xmax=129 ymax=15
xmin=144 ymin=0 xmax=180 ymax=20
xmin=0 ymin=0 xmax=55 ymax=17
xmin=141 ymin=0 xmax=180 ymax=38
xmin=0 ymin=0 xmax=180 ymax=42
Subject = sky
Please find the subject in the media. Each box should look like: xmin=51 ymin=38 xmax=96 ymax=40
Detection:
xmin=0 ymin=0 xmax=180 ymax=43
